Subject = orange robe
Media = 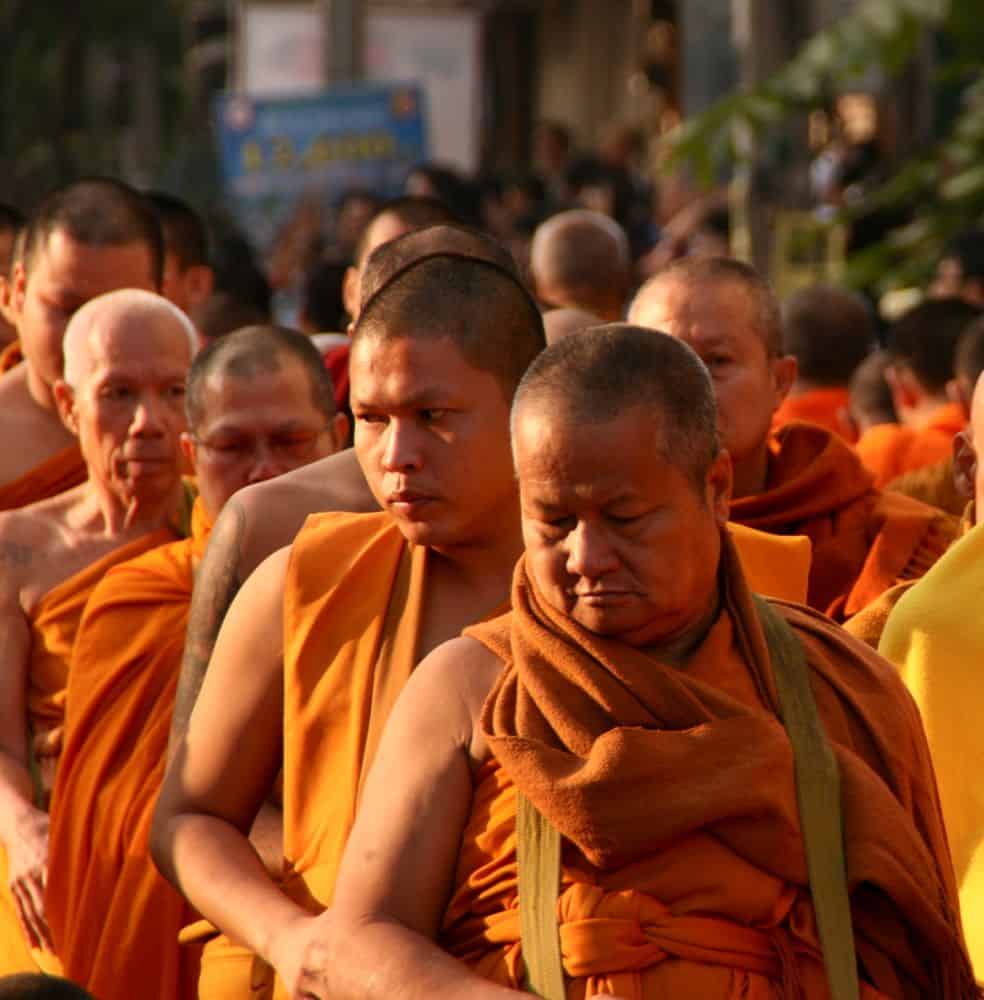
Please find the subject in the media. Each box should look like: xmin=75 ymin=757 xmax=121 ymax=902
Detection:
xmin=731 ymin=422 xmax=957 ymax=621
xmin=0 ymin=527 xmax=177 ymax=975
xmin=886 ymin=456 xmax=966 ymax=518
xmin=771 ymin=386 xmax=856 ymax=442
xmin=448 ymin=537 xmax=976 ymax=999
xmin=0 ymin=339 xmax=23 ymax=372
xmin=0 ymin=445 xmax=86 ymax=512
xmin=856 ymin=402 xmax=966 ymax=489
xmin=46 ymin=502 xmax=212 ymax=1000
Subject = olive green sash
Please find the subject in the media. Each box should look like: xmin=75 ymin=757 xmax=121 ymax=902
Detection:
xmin=517 ymin=596 xmax=860 ymax=1000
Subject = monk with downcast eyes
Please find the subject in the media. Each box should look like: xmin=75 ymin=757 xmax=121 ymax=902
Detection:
xmin=0 ymin=289 xmax=196 ymax=974
xmin=300 ymin=325 xmax=975 ymax=1000
xmin=629 ymin=256 xmax=958 ymax=622
xmin=0 ymin=178 xmax=164 ymax=510
xmin=45 ymin=326 xmax=346 ymax=1000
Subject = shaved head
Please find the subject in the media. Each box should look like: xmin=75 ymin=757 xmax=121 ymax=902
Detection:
xmin=530 ymin=210 xmax=630 ymax=321
xmin=848 ymin=350 xmax=897 ymax=431
xmin=513 ymin=323 xmax=719 ymax=488
xmin=630 ymin=256 xmax=783 ymax=357
xmin=542 ymin=306 xmax=604 ymax=344
xmin=62 ymin=289 xmax=197 ymax=388
xmin=186 ymin=324 xmax=336 ymax=431
xmin=353 ymin=196 xmax=458 ymax=267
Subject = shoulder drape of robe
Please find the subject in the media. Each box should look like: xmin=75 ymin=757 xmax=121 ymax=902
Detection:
xmin=46 ymin=500 xmax=212 ymax=1000
xmin=0 ymin=444 xmax=86 ymax=512
xmin=879 ymin=519 xmax=984 ymax=984
xmin=449 ymin=536 xmax=976 ymax=999
xmin=730 ymin=422 xmax=957 ymax=621
xmin=771 ymin=387 xmax=856 ymax=443
xmin=0 ymin=526 xmax=176 ymax=976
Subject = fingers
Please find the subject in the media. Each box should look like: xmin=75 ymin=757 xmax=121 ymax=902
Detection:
xmin=11 ymin=872 xmax=53 ymax=954
xmin=293 ymin=968 xmax=322 ymax=1000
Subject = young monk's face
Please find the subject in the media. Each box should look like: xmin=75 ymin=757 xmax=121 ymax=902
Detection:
xmin=14 ymin=230 xmax=157 ymax=386
xmin=68 ymin=312 xmax=190 ymax=508
xmin=184 ymin=356 xmax=342 ymax=521
xmin=350 ymin=333 xmax=516 ymax=552
xmin=514 ymin=402 xmax=730 ymax=647
xmin=630 ymin=278 xmax=791 ymax=474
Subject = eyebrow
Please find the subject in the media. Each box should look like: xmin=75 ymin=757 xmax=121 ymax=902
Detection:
xmin=351 ymin=385 xmax=457 ymax=409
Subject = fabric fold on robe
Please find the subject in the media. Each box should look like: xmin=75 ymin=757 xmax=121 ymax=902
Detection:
xmin=730 ymin=421 xmax=957 ymax=620
xmin=450 ymin=535 xmax=976 ymax=999
xmin=0 ymin=444 xmax=86 ymax=512
xmin=0 ymin=525 xmax=177 ymax=976
xmin=856 ymin=403 xmax=965 ymax=489
xmin=771 ymin=387 xmax=856 ymax=443
xmin=47 ymin=500 xmax=212 ymax=1000
xmin=878 ymin=519 xmax=984 ymax=983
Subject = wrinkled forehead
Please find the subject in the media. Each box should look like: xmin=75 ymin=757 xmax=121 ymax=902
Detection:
xmin=85 ymin=310 xmax=192 ymax=370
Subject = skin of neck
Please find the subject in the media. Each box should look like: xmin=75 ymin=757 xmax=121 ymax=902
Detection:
xmin=730 ymin=440 xmax=771 ymax=500
xmin=790 ymin=376 xmax=845 ymax=395
xmin=24 ymin=361 xmax=61 ymax=414
xmin=77 ymin=475 xmax=185 ymax=537
xmin=429 ymin=497 xmax=524 ymax=594
xmin=645 ymin=582 xmax=722 ymax=669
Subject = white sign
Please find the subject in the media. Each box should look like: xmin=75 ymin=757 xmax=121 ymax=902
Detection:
xmin=239 ymin=3 xmax=325 ymax=97
xmin=366 ymin=10 xmax=481 ymax=173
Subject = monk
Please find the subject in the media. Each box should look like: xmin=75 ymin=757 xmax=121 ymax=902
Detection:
xmin=542 ymin=307 xmax=604 ymax=345
xmin=152 ymin=244 xmax=548 ymax=996
xmin=856 ymin=298 xmax=980 ymax=487
xmin=146 ymin=191 xmax=215 ymax=320
xmin=0 ymin=178 xmax=164 ymax=510
xmin=0 ymin=289 xmax=196 ymax=974
xmin=847 ymin=350 xmax=897 ymax=439
xmin=772 ymin=284 xmax=875 ymax=442
xmin=298 ymin=325 xmax=976 ymax=1000
xmin=0 ymin=204 xmax=25 ymax=351
xmin=877 ymin=369 xmax=984 ymax=982
xmin=628 ymin=256 xmax=958 ymax=622
xmin=529 ymin=210 xmax=631 ymax=321
xmin=45 ymin=326 xmax=346 ymax=1000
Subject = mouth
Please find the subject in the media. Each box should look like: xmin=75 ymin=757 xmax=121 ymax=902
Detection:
xmin=386 ymin=491 xmax=436 ymax=517
xmin=572 ymin=590 xmax=635 ymax=606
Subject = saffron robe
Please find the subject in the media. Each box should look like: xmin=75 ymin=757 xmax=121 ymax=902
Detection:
xmin=46 ymin=502 xmax=212 ymax=1000
xmin=0 ymin=527 xmax=177 ymax=975
xmin=448 ymin=540 xmax=976 ymax=999
xmin=772 ymin=386 xmax=856 ymax=443
xmin=0 ymin=445 xmax=86 ymax=512
xmin=856 ymin=403 xmax=965 ymax=489
xmin=879 ymin=519 xmax=984 ymax=983
xmin=730 ymin=422 xmax=957 ymax=621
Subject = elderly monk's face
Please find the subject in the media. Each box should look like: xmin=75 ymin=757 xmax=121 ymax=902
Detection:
xmin=13 ymin=230 xmax=157 ymax=386
xmin=350 ymin=333 xmax=516 ymax=552
xmin=185 ymin=356 xmax=341 ymax=521
xmin=69 ymin=312 xmax=190 ymax=507
xmin=630 ymin=278 xmax=787 ymax=472
xmin=515 ymin=403 xmax=730 ymax=647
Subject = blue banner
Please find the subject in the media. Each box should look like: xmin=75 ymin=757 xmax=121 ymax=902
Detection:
xmin=214 ymin=83 xmax=429 ymax=257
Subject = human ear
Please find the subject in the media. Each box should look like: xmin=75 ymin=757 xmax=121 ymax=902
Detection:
xmin=770 ymin=354 xmax=797 ymax=408
xmin=53 ymin=380 xmax=79 ymax=435
xmin=10 ymin=262 xmax=26 ymax=320
xmin=342 ymin=266 xmax=360 ymax=329
xmin=706 ymin=449 xmax=733 ymax=524
xmin=330 ymin=411 xmax=350 ymax=451
xmin=953 ymin=429 xmax=977 ymax=501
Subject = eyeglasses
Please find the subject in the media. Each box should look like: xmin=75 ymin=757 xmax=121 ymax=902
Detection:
xmin=191 ymin=427 xmax=331 ymax=464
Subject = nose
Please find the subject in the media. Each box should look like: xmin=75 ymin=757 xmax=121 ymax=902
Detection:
xmin=380 ymin=419 xmax=423 ymax=474
xmin=566 ymin=520 xmax=619 ymax=581
xmin=129 ymin=392 xmax=168 ymax=436
xmin=245 ymin=441 xmax=289 ymax=485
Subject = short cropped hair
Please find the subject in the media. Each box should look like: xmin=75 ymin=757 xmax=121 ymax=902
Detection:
xmin=782 ymin=285 xmax=875 ymax=385
xmin=353 ymin=237 xmax=545 ymax=399
xmin=956 ymin=316 xmax=984 ymax=387
xmin=889 ymin=297 xmax=981 ymax=393
xmin=186 ymin=324 xmax=336 ymax=430
xmin=353 ymin=196 xmax=459 ymax=266
xmin=513 ymin=323 xmax=719 ymax=490
xmin=642 ymin=256 xmax=783 ymax=356
xmin=145 ymin=190 xmax=209 ymax=270
xmin=942 ymin=229 xmax=984 ymax=282
xmin=23 ymin=177 xmax=164 ymax=286
xmin=0 ymin=974 xmax=94 ymax=999
xmin=849 ymin=350 xmax=897 ymax=425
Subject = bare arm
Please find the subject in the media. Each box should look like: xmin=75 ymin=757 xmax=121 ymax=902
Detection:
xmin=298 ymin=637 xmax=519 ymax=1000
xmin=0 ymin=543 xmax=51 ymax=951
xmin=152 ymin=546 xmax=307 ymax=974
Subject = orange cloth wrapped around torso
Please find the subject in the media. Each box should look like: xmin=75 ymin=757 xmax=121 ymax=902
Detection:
xmin=0 ymin=526 xmax=176 ymax=976
xmin=46 ymin=502 xmax=211 ymax=1000
xmin=856 ymin=403 xmax=966 ymax=489
xmin=0 ymin=444 xmax=86 ymax=513
xmin=447 ymin=539 xmax=976 ymax=999
xmin=772 ymin=386 xmax=856 ymax=443
xmin=730 ymin=422 xmax=957 ymax=620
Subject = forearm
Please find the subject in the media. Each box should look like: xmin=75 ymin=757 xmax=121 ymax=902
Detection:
xmin=0 ymin=752 xmax=42 ymax=844
xmin=249 ymin=799 xmax=284 ymax=878
xmin=324 ymin=916 xmax=521 ymax=1000
xmin=153 ymin=811 xmax=305 ymax=962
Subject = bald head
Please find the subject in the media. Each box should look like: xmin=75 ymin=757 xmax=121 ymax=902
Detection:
xmin=530 ymin=210 xmax=630 ymax=321
xmin=513 ymin=324 xmax=719 ymax=488
xmin=63 ymin=289 xmax=197 ymax=388
xmin=542 ymin=306 xmax=604 ymax=345
xmin=354 ymin=236 xmax=544 ymax=399
xmin=848 ymin=349 xmax=897 ymax=433
xmin=186 ymin=324 xmax=335 ymax=432
xmin=630 ymin=256 xmax=783 ymax=357
xmin=353 ymin=196 xmax=459 ymax=268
